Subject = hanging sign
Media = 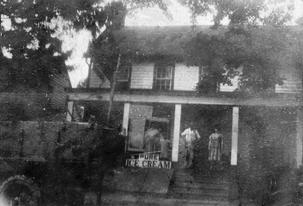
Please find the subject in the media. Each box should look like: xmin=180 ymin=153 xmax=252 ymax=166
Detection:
xmin=125 ymin=153 xmax=171 ymax=169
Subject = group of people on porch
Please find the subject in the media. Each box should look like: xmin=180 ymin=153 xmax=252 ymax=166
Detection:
xmin=143 ymin=121 xmax=223 ymax=168
xmin=181 ymin=122 xmax=223 ymax=168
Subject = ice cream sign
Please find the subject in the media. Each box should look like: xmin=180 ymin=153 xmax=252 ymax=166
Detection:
xmin=125 ymin=153 xmax=171 ymax=169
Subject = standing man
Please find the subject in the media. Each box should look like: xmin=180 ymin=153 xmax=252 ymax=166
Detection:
xmin=181 ymin=122 xmax=201 ymax=168
xmin=208 ymin=128 xmax=223 ymax=161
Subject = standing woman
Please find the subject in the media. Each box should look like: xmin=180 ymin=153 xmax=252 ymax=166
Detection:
xmin=208 ymin=128 xmax=223 ymax=161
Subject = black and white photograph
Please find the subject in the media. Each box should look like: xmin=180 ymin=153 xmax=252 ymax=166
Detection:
xmin=1 ymin=0 xmax=303 ymax=205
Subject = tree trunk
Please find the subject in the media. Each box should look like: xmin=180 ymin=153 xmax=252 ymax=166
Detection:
xmin=106 ymin=53 xmax=121 ymax=124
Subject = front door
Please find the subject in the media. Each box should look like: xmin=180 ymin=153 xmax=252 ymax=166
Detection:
xmin=178 ymin=105 xmax=232 ymax=176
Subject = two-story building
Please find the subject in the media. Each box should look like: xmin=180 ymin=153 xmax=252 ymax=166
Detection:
xmin=66 ymin=26 xmax=303 ymax=174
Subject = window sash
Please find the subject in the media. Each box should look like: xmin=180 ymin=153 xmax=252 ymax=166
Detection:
xmin=154 ymin=64 xmax=174 ymax=90
xmin=116 ymin=65 xmax=130 ymax=82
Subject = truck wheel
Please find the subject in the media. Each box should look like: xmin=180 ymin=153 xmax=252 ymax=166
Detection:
xmin=0 ymin=175 xmax=40 ymax=206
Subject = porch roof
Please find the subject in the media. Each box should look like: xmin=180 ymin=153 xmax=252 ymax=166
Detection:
xmin=67 ymin=88 xmax=301 ymax=107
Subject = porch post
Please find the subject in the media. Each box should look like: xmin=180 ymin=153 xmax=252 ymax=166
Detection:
xmin=172 ymin=104 xmax=182 ymax=162
xmin=66 ymin=101 xmax=74 ymax=122
xmin=296 ymin=108 xmax=303 ymax=168
xmin=122 ymin=103 xmax=130 ymax=136
xmin=231 ymin=106 xmax=239 ymax=165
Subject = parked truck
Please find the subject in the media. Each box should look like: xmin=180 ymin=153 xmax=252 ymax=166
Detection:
xmin=0 ymin=121 xmax=125 ymax=206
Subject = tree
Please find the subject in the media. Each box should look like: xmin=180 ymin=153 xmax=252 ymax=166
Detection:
xmin=62 ymin=3 xmax=168 ymax=204
xmin=184 ymin=26 xmax=288 ymax=94
xmin=180 ymin=0 xmax=294 ymax=94
xmin=0 ymin=0 xmax=91 ymax=120
xmin=180 ymin=0 xmax=293 ymax=27
xmin=1 ymin=2 xmax=168 ymax=205
xmin=1 ymin=0 xmax=69 ymax=90
xmin=84 ymin=0 xmax=168 ymax=124
xmin=0 ymin=0 xmax=167 ymax=121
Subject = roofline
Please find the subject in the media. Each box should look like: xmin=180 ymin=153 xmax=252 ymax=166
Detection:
xmin=66 ymin=89 xmax=302 ymax=107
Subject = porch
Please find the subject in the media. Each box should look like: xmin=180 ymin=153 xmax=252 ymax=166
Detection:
xmin=67 ymin=89 xmax=303 ymax=204
xmin=67 ymin=89 xmax=303 ymax=168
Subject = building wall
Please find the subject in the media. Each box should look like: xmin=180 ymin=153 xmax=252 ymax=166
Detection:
xmin=88 ymin=70 xmax=110 ymax=88
xmin=275 ymin=66 xmax=302 ymax=93
xmin=130 ymin=63 xmax=154 ymax=89
xmin=275 ymin=46 xmax=302 ymax=94
xmin=0 ymin=68 xmax=9 ymax=90
xmin=0 ymin=70 xmax=70 ymax=115
xmin=88 ymin=62 xmax=302 ymax=93
xmin=237 ymin=107 xmax=297 ymax=200
xmin=174 ymin=64 xmax=199 ymax=91
xmin=50 ymin=72 xmax=71 ymax=111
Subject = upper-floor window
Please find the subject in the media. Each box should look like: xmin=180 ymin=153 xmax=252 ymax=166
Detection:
xmin=116 ymin=62 xmax=131 ymax=90
xmin=153 ymin=63 xmax=174 ymax=91
xmin=197 ymin=65 xmax=220 ymax=93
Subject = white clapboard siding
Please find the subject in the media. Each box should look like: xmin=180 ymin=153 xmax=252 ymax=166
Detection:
xmin=276 ymin=80 xmax=302 ymax=93
xmin=130 ymin=63 xmax=154 ymax=89
xmin=276 ymin=67 xmax=302 ymax=93
xmin=88 ymin=70 xmax=110 ymax=88
xmin=0 ymin=69 xmax=9 ymax=89
xmin=275 ymin=51 xmax=302 ymax=93
xmin=50 ymin=72 xmax=71 ymax=110
xmin=174 ymin=64 xmax=199 ymax=91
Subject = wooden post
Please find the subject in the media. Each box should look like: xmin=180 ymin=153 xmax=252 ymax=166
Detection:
xmin=231 ymin=106 xmax=239 ymax=165
xmin=296 ymin=108 xmax=303 ymax=168
xmin=66 ymin=101 xmax=74 ymax=122
xmin=122 ymin=103 xmax=130 ymax=136
xmin=172 ymin=104 xmax=182 ymax=162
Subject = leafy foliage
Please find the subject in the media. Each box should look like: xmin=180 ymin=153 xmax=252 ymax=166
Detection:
xmin=0 ymin=0 xmax=167 ymax=121
xmin=1 ymin=0 xmax=69 ymax=90
xmin=85 ymin=0 xmax=167 ymax=122
xmin=185 ymin=26 xmax=288 ymax=94
xmin=180 ymin=0 xmax=293 ymax=27
xmin=237 ymin=107 xmax=297 ymax=205
xmin=86 ymin=1 xmax=167 ymax=81
xmin=180 ymin=0 xmax=294 ymax=94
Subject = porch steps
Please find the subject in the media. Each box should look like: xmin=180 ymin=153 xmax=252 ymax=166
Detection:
xmin=168 ymin=169 xmax=231 ymax=204
xmin=101 ymin=191 xmax=234 ymax=206
xmin=101 ymin=169 xmax=235 ymax=205
xmin=174 ymin=173 xmax=229 ymax=184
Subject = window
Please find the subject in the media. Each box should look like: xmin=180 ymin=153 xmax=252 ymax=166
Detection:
xmin=116 ymin=63 xmax=131 ymax=90
xmin=197 ymin=65 xmax=219 ymax=93
xmin=117 ymin=65 xmax=130 ymax=81
xmin=153 ymin=63 xmax=174 ymax=90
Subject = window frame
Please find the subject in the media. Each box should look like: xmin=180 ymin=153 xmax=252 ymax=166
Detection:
xmin=115 ymin=62 xmax=132 ymax=90
xmin=153 ymin=62 xmax=175 ymax=91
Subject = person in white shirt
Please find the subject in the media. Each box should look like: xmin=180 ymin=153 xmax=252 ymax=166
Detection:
xmin=181 ymin=122 xmax=201 ymax=168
